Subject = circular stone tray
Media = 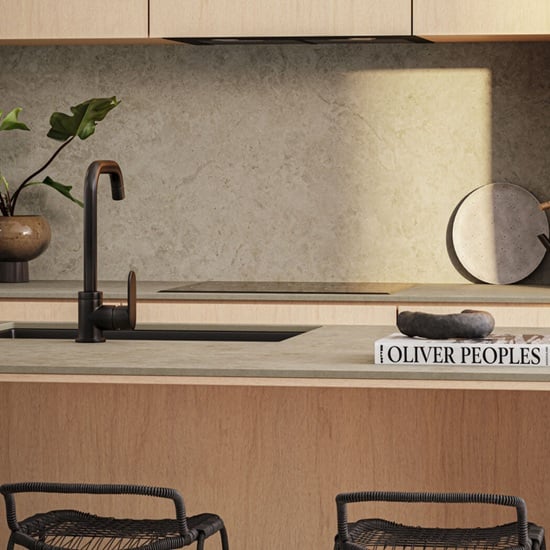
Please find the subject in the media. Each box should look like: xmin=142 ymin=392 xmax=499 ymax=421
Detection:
xmin=452 ymin=182 xmax=548 ymax=284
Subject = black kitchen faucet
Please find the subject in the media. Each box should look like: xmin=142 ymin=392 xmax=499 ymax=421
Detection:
xmin=76 ymin=160 xmax=136 ymax=343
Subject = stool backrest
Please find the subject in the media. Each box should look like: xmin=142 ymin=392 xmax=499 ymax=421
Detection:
xmin=335 ymin=491 xmax=529 ymax=548
xmin=0 ymin=482 xmax=190 ymax=537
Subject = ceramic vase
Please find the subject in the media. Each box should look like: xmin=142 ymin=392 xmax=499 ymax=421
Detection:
xmin=0 ymin=215 xmax=51 ymax=282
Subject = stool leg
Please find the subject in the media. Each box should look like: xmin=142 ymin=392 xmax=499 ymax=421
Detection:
xmin=196 ymin=532 xmax=205 ymax=550
xmin=219 ymin=526 xmax=229 ymax=550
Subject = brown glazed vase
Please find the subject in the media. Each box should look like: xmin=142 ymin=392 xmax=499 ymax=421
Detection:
xmin=0 ymin=215 xmax=51 ymax=282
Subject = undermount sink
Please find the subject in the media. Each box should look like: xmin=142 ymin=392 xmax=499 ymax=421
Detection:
xmin=0 ymin=326 xmax=313 ymax=342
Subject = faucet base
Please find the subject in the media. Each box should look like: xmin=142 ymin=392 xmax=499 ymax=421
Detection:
xmin=76 ymin=291 xmax=105 ymax=343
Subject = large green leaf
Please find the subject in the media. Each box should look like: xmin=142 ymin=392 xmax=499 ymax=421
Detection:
xmin=47 ymin=97 xmax=120 ymax=142
xmin=0 ymin=108 xmax=30 ymax=131
xmin=28 ymin=176 xmax=84 ymax=207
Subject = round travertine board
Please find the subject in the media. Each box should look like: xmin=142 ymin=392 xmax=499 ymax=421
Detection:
xmin=452 ymin=183 xmax=548 ymax=284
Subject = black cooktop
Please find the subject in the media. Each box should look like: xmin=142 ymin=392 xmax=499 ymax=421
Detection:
xmin=159 ymin=281 xmax=410 ymax=294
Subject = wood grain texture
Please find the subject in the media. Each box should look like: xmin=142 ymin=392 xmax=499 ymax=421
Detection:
xmin=414 ymin=0 xmax=550 ymax=41
xmin=0 ymin=300 xmax=76 ymax=322
xmin=0 ymin=1 xmax=148 ymax=39
xmin=1 ymin=383 xmax=549 ymax=550
xmin=150 ymin=0 xmax=411 ymax=38
xmin=6 ymin=299 xmax=550 ymax=328
xmin=137 ymin=300 xmax=398 ymax=326
xmin=0 ymin=374 xmax=550 ymax=392
xmin=2 ymin=374 xmax=550 ymax=392
xmin=0 ymin=299 xmax=398 ymax=326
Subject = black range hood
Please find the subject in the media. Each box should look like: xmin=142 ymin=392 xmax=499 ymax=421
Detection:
xmin=167 ymin=35 xmax=431 ymax=45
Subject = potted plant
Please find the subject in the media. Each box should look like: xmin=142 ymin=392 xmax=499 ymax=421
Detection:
xmin=0 ymin=97 xmax=120 ymax=282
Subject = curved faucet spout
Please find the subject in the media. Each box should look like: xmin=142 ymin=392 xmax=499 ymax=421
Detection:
xmin=83 ymin=160 xmax=125 ymax=293
xmin=77 ymin=160 xmax=136 ymax=343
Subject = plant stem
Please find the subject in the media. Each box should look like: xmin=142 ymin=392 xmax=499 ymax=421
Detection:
xmin=9 ymin=135 xmax=75 ymax=215
xmin=0 ymin=194 xmax=9 ymax=216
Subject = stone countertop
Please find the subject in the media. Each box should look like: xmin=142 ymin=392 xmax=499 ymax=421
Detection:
xmin=2 ymin=322 xmax=550 ymax=386
xmin=2 ymin=280 xmax=550 ymax=303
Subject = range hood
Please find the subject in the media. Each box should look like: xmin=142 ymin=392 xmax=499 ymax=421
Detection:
xmin=167 ymin=35 xmax=431 ymax=45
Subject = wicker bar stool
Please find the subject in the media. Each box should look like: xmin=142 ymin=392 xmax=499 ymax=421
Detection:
xmin=0 ymin=483 xmax=228 ymax=550
xmin=335 ymin=491 xmax=545 ymax=550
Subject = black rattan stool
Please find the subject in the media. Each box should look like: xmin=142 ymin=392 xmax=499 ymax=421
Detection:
xmin=335 ymin=492 xmax=545 ymax=550
xmin=0 ymin=483 xmax=228 ymax=550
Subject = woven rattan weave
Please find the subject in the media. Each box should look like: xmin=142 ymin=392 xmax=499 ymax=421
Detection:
xmin=334 ymin=492 xmax=545 ymax=550
xmin=0 ymin=483 xmax=228 ymax=550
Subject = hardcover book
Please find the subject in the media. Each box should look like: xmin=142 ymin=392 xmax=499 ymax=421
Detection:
xmin=374 ymin=333 xmax=550 ymax=366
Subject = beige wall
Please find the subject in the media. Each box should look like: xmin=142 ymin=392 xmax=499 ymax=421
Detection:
xmin=0 ymin=43 xmax=548 ymax=283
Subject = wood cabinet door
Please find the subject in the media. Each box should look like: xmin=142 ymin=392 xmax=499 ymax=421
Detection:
xmin=150 ymin=0 xmax=412 ymax=38
xmin=414 ymin=0 xmax=550 ymax=41
xmin=0 ymin=0 xmax=148 ymax=40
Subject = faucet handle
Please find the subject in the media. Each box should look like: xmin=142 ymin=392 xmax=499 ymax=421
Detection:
xmin=111 ymin=270 xmax=137 ymax=330
xmin=126 ymin=270 xmax=137 ymax=328
xmin=93 ymin=270 xmax=136 ymax=331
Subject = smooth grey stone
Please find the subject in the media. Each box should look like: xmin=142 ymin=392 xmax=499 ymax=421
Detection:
xmin=397 ymin=310 xmax=495 ymax=340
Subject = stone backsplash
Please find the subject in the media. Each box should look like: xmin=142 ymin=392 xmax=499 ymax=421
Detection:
xmin=0 ymin=42 xmax=548 ymax=283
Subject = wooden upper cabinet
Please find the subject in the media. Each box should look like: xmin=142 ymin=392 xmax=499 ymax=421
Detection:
xmin=150 ymin=0 xmax=412 ymax=38
xmin=0 ymin=0 xmax=148 ymax=41
xmin=414 ymin=0 xmax=550 ymax=41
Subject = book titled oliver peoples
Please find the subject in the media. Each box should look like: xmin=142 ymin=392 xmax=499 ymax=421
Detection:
xmin=375 ymin=333 xmax=550 ymax=366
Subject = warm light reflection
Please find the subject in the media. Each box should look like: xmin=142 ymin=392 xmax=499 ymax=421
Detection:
xmin=336 ymin=68 xmax=492 ymax=283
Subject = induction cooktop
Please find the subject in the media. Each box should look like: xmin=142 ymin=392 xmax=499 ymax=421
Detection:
xmin=159 ymin=281 xmax=411 ymax=294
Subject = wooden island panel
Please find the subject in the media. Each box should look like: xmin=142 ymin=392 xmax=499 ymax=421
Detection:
xmin=1 ymin=382 xmax=548 ymax=550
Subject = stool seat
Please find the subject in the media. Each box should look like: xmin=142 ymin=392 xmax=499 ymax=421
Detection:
xmin=0 ymin=483 xmax=228 ymax=550
xmin=13 ymin=510 xmax=225 ymax=550
xmin=335 ymin=492 xmax=546 ymax=550
xmin=344 ymin=519 xmax=545 ymax=550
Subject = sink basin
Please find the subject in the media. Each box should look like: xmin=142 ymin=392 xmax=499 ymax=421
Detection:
xmin=0 ymin=326 xmax=312 ymax=342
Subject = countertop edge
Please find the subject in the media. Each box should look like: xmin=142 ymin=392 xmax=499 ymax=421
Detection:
xmin=1 ymin=373 xmax=550 ymax=390
xmin=2 ymin=281 xmax=550 ymax=303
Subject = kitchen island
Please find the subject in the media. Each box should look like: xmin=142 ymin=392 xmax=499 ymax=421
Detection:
xmin=1 ymin=324 xmax=550 ymax=550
